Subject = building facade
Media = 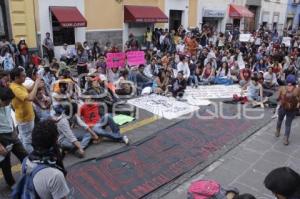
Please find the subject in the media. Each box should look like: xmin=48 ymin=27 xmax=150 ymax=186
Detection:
xmin=285 ymin=0 xmax=300 ymax=30
xmin=1 ymin=0 xmax=37 ymax=49
xmin=34 ymin=0 xmax=86 ymax=58
xmin=259 ymin=0 xmax=288 ymax=34
xmin=85 ymin=0 xmax=199 ymax=48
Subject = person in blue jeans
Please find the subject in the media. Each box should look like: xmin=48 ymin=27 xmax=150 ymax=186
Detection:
xmin=76 ymin=97 xmax=129 ymax=145
xmin=276 ymin=75 xmax=300 ymax=145
xmin=52 ymin=105 xmax=91 ymax=158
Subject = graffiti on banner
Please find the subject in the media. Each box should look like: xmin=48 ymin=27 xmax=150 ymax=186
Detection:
xmin=127 ymin=94 xmax=199 ymax=120
xmin=106 ymin=53 xmax=126 ymax=68
xmin=126 ymin=51 xmax=145 ymax=66
xmin=185 ymin=85 xmax=242 ymax=99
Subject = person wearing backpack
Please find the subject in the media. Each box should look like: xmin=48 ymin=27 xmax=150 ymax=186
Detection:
xmin=12 ymin=120 xmax=69 ymax=199
xmin=275 ymin=74 xmax=300 ymax=145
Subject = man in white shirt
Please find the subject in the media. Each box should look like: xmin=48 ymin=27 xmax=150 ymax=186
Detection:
xmin=144 ymin=58 xmax=160 ymax=79
xmin=60 ymin=43 xmax=72 ymax=65
xmin=176 ymin=56 xmax=190 ymax=80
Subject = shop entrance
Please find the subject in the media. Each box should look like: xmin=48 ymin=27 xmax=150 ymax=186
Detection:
xmin=169 ymin=10 xmax=182 ymax=31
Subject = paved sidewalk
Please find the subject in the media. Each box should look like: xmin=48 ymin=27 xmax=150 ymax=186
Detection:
xmin=163 ymin=118 xmax=300 ymax=199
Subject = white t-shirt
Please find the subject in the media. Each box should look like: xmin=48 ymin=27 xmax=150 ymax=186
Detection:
xmin=26 ymin=160 xmax=70 ymax=199
xmin=176 ymin=61 xmax=190 ymax=79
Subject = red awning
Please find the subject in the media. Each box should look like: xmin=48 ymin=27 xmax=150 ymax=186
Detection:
xmin=124 ymin=5 xmax=168 ymax=23
xmin=50 ymin=6 xmax=87 ymax=28
xmin=229 ymin=4 xmax=254 ymax=18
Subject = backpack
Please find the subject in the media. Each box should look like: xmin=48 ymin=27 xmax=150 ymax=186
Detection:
xmin=11 ymin=158 xmax=49 ymax=199
xmin=187 ymin=180 xmax=227 ymax=199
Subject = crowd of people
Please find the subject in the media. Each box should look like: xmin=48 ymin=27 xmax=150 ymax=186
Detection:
xmin=0 ymin=24 xmax=299 ymax=198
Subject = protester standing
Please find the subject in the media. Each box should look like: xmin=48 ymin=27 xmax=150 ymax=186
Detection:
xmin=276 ymin=75 xmax=300 ymax=145
xmin=9 ymin=67 xmax=42 ymax=153
xmin=43 ymin=32 xmax=55 ymax=63
xmin=0 ymin=87 xmax=27 ymax=187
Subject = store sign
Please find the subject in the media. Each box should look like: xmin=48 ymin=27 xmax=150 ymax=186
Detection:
xmin=203 ymin=9 xmax=226 ymax=18
xmin=61 ymin=22 xmax=87 ymax=28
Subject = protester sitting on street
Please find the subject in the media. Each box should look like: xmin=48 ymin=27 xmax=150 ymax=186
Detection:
xmin=272 ymin=60 xmax=284 ymax=85
xmin=0 ymin=87 xmax=27 ymax=188
xmin=263 ymin=66 xmax=278 ymax=89
xmin=60 ymin=43 xmax=73 ymax=65
xmin=129 ymin=64 xmax=153 ymax=93
xmin=76 ymin=96 xmax=129 ymax=145
xmin=10 ymin=66 xmax=42 ymax=153
xmin=200 ymin=62 xmax=215 ymax=85
xmin=33 ymin=86 xmax=52 ymax=122
xmin=243 ymin=76 xmax=268 ymax=108
xmin=115 ymin=69 xmax=134 ymax=96
xmin=253 ymin=59 xmax=268 ymax=72
xmin=107 ymin=67 xmax=120 ymax=84
xmin=239 ymin=64 xmax=252 ymax=86
xmin=264 ymin=167 xmax=300 ymax=199
xmin=283 ymin=64 xmax=297 ymax=80
xmin=168 ymin=71 xmax=187 ymax=99
xmin=52 ymin=106 xmax=90 ymax=158
xmin=275 ymin=74 xmax=300 ymax=145
xmin=215 ymin=62 xmax=233 ymax=85
xmin=144 ymin=58 xmax=160 ymax=79
xmin=176 ymin=56 xmax=190 ymax=81
xmin=152 ymin=70 xmax=171 ymax=95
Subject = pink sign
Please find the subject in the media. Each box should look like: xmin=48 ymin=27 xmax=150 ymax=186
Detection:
xmin=106 ymin=53 xmax=126 ymax=68
xmin=126 ymin=51 xmax=145 ymax=66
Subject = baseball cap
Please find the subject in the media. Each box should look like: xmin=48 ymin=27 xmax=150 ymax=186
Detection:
xmin=286 ymin=74 xmax=297 ymax=85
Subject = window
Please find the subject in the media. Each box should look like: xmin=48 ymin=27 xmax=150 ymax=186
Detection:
xmin=52 ymin=15 xmax=75 ymax=46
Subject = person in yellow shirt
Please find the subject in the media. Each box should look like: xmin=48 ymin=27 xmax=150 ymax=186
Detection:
xmin=144 ymin=27 xmax=153 ymax=50
xmin=9 ymin=67 xmax=42 ymax=153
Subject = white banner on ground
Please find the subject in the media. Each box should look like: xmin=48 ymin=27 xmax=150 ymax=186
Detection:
xmin=128 ymin=94 xmax=199 ymax=120
xmin=185 ymin=85 xmax=242 ymax=99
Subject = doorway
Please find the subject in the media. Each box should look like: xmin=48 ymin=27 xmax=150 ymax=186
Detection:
xmin=169 ymin=10 xmax=182 ymax=31
xmin=0 ymin=1 xmax=9 ymax=40
xmin=233 ymin=19 xmax=241 ymax=29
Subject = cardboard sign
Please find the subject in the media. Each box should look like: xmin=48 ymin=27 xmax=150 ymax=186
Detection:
xmin=126 ymin=51 xmax=145 ymax=66
xmin=282 ymin=37 xmax=291 ymax=47
xmin=106 ymin=53 xmax=126 ymax=68
xmin=239 ymin=34 xmax=251 ymax=42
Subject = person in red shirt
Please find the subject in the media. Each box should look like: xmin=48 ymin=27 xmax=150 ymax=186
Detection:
xmin=76 ymin=97 xmax=129 ymax=145
xmin=239 ymin=64 xmax=252 ymax=86
xmin=31 ymin=53 xmax=41 ymax=67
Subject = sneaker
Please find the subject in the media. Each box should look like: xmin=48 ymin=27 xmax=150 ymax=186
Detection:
xmin=74 ymin=150 xmax=84 ymax=158
xmin=271 ymin=114 xmax=278 ymax=119
xmin=123 ymin=135 xmax=130 ymax=145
